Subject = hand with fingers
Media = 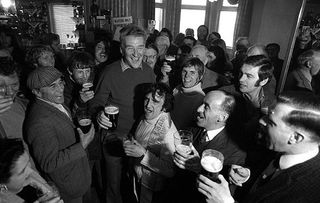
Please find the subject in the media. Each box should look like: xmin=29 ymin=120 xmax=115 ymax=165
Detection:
xmin=197 ymin=174 xmax=235 ymax=203
xmin=78 ymin=124 xmax=95 ymax=149
xmin=0 ymin=96 xmax=13 ymax=113
xmin=228 ymin=165 xmax=250 ymax=186
xmin=173 ymin=144 xmax=201 ymax=173
xmin=97 ymin=110 xmax=113 ymax=130
xmin=123 ymin=138 xmax=147 ymax=158
xmin=79 ymin=87 xmax=94 ymax=103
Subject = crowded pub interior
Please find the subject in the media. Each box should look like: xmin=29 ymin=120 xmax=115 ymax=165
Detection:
xmin=1 ymin=0 xmax=320 ymax=202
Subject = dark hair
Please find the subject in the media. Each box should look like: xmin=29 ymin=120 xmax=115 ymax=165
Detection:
xmin=94 ymin=38 xmax=111 ymax=56
xmin=197 ymin=25 xmax=209 ymax=36
xmin=220 ymin=90 xmax=236 ymax=115
xmin=145 ymin=83 xmax=174 ymax=112
xmin=182 ymin=57 xmax=205 ymax=78
xmin=210 ymin=32 xmax=221 ymax=39
xmin=184 ymin=36 xmax=196 ymax=46
xmin=266 ymin=43 xmax=280 ymax=52
xmin=120 ymin=24 xmax=146 ymax=48
xmin=40 ymin=33 xmax=60 ymax=46
xmin=0 ymin=25 xmax=20 ymax=50
xmin=174 ymin=33 xmax=185 ymax=47
xmin=179 ymin=44 xmax=192 ymax=55
xmin=25 ymin=45 xmax=53 ymax=67
xmin=0 ymin=58 xmax=17 ymax=76
xmin=278 ymin=91 xmax=320 ymax=141
xmin=160 ymin=28 xmax=173 ymax=43
xmin=145 ymin=43 xmax=159 ymax=54
xmin=0 ymin=139 xmax=25 ymax=184
xmin=68 ymin=51 xmax=94 ymax=71
xmin=243 ymin=55 xmax=274 ymax=84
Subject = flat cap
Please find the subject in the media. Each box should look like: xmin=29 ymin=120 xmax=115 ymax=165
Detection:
xmin=27 ymin=66 xmax=62 ymax=89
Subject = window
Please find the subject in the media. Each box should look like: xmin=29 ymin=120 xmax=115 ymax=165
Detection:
xmin=217 ymin=0 xmax=238 ymax=48
xmin=155 ymin=0 xmax=164 ymax=31
xmin=49 ymin=4 xmax=77 ymax=44
xmin=179 ymin=0 xmax=207 ymax=37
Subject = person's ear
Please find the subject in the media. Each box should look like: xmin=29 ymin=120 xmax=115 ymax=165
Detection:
xmin=217 ymin=113 xmax=229 ymax=123
xmin=305 ymin=60 xmax=313 ymax=69
xmin=288 ymin=132 xmax=304 ymax=145
xmin=259 ymin=78 xmax=269 ymax=87
xmin=207 ymin=52 xmax=216 ymax=62
xmin=67 ymin=67 xmax=73 ymax=76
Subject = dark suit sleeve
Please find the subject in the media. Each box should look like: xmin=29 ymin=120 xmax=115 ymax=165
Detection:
xmin=27 ymin=120 xmax=87 ymax=173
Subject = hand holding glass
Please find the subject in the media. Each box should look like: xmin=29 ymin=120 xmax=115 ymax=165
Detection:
xmin=174 ymin=130 xmax=193 ymax=154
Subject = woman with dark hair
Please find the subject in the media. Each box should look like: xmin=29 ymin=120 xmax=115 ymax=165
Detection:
xmin=123 ymin=83 xmax=177 ymax=203
xmin=0 ymin=139 xmax=62 ymax=203
xmin=207 ymin=45 xmax=233 ymax=75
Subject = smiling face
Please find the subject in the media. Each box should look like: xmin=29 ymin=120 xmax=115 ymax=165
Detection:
xmin=182 ymin=65 xmax=201 ymax=88
xmin=0 ymin=72 xmax=20 ymax=100
xmin=121 ymin=36 xmax=145 ymax=69
xmin=259 ymin=103 xmax=293 ymax=152
xmin=6 ymin=151 xmax=32 ymax=193
xmin=197 ymin=91 xmax=225 ymax=130
xmin=95 ymin=41 xmax=108 ymax=64
xmin=38 ymin=50 xmax=55 ymax=67
xmin=143 ymin=48 xmax=158 ymax=69
xmin=38 ymin=77 xmax=65 ymax=104
xmin=144 ymin=92 xmax=165 ymax=120
xmin=239 ymin=64 xmax=261 ymax=94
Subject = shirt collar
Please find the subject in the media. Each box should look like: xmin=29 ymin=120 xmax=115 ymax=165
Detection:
xmin=243 ymin=87 xmax=265 ymax=108
xmin=37 ymin=97 xmax=71 ymax=119
xmin=206 ymin=126 xmax=225 ymax=142
xmin=279 ymin=147 xmax=319 ymax=170
xmin=121 ymin=59 xmax=142 ymax=72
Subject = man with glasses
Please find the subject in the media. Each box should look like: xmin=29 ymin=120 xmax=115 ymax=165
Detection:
xmin=89 ymin=24 xmax=155 ymax=203
xmin=25 ymin=66 xmax=94 ymax=202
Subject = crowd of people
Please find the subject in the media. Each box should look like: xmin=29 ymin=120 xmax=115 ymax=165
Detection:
xmin=1 ymin=22 xmax=320 ymax=203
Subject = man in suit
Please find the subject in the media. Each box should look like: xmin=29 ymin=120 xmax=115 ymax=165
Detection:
xmin=172 ymin=90 xmax=247 ymax=203
xmin=25 ymin=66 xmax=94 ymax=203
xmin=197 ymin=91 xmax=320 ymax=203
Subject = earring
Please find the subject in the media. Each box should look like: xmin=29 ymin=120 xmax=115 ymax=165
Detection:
xmin=0 ymin=184 xmax=8 ymax=193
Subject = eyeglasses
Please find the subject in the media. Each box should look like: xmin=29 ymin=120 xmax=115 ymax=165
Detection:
xmin=125 ymin=47 xmax=145 ymax=55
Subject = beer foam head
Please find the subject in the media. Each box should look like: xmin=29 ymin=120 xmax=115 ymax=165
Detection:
xmin=78 ymin=118 xmax=92 ymax=126
xmin=201 ymin=156 xmax=223 ymax=173
xmin=105 ymin=106 xmax=119 ymax=114
xmin=83 ymin=82 xmax=93 ymax=88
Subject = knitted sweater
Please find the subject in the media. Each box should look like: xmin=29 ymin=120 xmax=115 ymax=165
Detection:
xmin=171 ymin=83 xmax=205 ymax=130
xmin=89 ymin=60 xmax=155 ymax=136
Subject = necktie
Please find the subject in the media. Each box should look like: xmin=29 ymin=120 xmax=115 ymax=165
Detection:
xmin=256 ymin=157 xmax=280 ymax=187
xmin=200 ymin=130 xmax=208 ymax=143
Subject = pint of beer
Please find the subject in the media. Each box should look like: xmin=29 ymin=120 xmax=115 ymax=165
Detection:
xmin=200 ymin=149 xmax=224 ymax=182
xmin=78 ymin=118 xmax=92 ymax=134
xmin=104 ymin=105 xmax=119 ymax=131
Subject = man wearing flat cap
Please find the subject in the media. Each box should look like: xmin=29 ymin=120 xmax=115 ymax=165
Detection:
xmin=24 ymin=66 xmax=94 ymax=203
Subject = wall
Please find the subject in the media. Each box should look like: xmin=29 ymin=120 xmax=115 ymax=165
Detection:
xmin=249 ymin=0 xmax=303 ymax=58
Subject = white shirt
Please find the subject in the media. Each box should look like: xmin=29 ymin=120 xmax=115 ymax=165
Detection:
xmin=206 ymin=126 xmax=225 ymax=142
xmin=279 ymin=147 xmax=319 ymax=170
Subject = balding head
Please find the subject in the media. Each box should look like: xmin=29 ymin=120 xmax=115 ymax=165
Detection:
xmin=197 ymin=90 xmax=235 ymax=130
xmin=191 ymin=45 xmax=209 ymax=65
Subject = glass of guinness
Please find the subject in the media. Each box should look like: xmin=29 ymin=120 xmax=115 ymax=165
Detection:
xmin=104 ymin=104 xmax=119 ymax=131
xmin=76 ymin=110 xmax=92 ymax=134
xmin=200 ymin=149 xmax=224 ymax=183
